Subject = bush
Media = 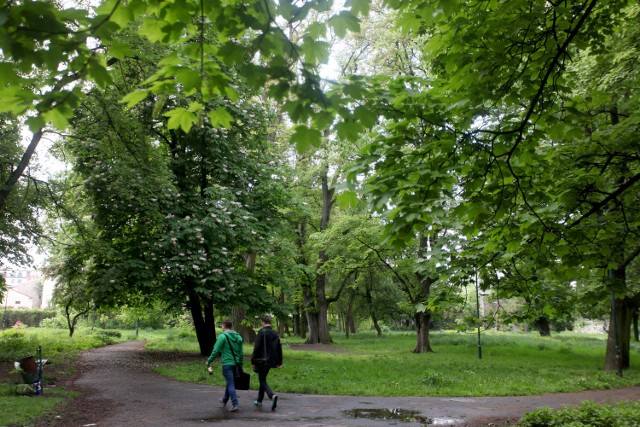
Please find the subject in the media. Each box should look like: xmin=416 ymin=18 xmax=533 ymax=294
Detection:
xmin=39 ymin=316 xmax=67 ymax=329
xmin=1 ymin=309 xmax=57 ymax=328
xmin=517 ymin=400 xmax=640 ymax=426
xmin=0 ymin=329 xmax=37 ymax=362
xmin=93 ymin=330 xmax=122 ymax=345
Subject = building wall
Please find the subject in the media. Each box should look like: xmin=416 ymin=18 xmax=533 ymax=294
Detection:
xmin=2 ymin=288 xmax=36 ymax=309
xmin=1 ymin=269 xmax=43 ymax=309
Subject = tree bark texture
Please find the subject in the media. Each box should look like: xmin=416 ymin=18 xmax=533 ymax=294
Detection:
xmin=188 ymin=289 xmax=216 ymax=356
xmin=0 ymin=130 xmax=42 ymax=213
xmin=413 ymin=234 xmax=435 ymax=353
xmin=535 ymin=316 xmax=551 ymax=337
xmin=413 ymin=311 xmax=433 ymax=353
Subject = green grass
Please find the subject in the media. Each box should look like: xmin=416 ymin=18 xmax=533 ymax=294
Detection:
xmin=0 ymin=387 xmax=71 ymax=426
xmin=153 ymin=330 xmax=640 ymax=397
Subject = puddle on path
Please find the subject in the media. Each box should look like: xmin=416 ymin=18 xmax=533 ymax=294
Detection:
xmin=344 ymin=408 xmax=432 ymax=425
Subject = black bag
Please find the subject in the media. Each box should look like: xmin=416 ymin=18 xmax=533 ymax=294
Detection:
xmin=224 ymin=334 xmax=251 ymax=390
xmin=234 ymin=366 xmax=251 ymax=390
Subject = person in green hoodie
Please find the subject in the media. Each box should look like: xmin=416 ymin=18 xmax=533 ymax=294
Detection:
xmin=206 ymin=319 xmax=244 ymax=412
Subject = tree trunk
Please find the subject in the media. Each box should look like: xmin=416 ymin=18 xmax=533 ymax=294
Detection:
xmin=188 ymin=290 xmax=216 ymax=356
xmin=534 ymin=316 xmax=551 ymax=337
xmin=413 ymin=311 xmax=433 ymax=353
xmin=0 ymin=130 xmax=43 ymax=213
xmin=231 ymin=306 xmax=256 ymax=343
xmin=604 ymin=296 xmax=632 ymax=371
xmin=365 ymin=286 xmax=381 ymax=337
xmin=230 ymin=253 xmax=257 ymax=343
xmin=293 ymin=312 xmax=301 ymax=337
xmin=633 ymin=308 xmax=639 ymax=342
xmin=345 ymin=291 xmax=356 ymax=338
xmin=413 ymin=234 xmax=435 ymax=352
xmin=303 ymin=166 xmax=335 ymax=344
xmin=315 ymin=263 xmax=333 ymax=343
xmin=305 ymin=310 xmax=320 ymax=343
xmin=604 ymin=268 xmax=631 ymax=372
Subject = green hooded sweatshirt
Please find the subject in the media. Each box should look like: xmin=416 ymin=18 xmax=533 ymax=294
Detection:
xmin=207 ymin=330 xmax=244 ymax=367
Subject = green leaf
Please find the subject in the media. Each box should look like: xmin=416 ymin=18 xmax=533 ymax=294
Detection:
xmin=336 ymin=191 xmax=359 ymax=208
xmin=164 ymin=107 xmax=196 ymax=133
xmin=345 ymin=0 xmax=370 ymax=16
xmin=176 ymin=68 xmax=201 ymax=94
xmin=120 ymin=90 xmax=149 ymax=108
xmin=87 ymin=57 xmax=113 ymax=89
xmin=291 ymin=125 xmax=322 ymax=153
xmin=107 ymin=41 xmax=136 ymax=59
xmin=207 ymin=107 xmax=234 ymax=129
xmin=307 ymin=22 xmax=327 ymax=39
xmin=335 ymin=120 xmax=362 ymax=142
xmin=138 ymin=17 xmax=166 ymax=42
xmin=41 ymin=108 xmax=70 ymax=130
xmin=302 ymin=38 xmax=330 ymax=65
xmin=25 ymin=115 xmax=45 ymax=133
xmin=328 ymin=11 xmax=360 ymax=38
xmin=187 ymin=102 xmax=204 ymax=113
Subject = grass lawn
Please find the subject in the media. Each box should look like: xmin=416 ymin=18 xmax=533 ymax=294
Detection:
xmin=151 ymin=330 xmax=640 ymax=397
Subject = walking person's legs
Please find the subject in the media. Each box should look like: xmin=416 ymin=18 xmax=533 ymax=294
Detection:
xmin=222 ymin=365 xmax=239 ymax=411
xmin=256 ymin=367 xmax=273 ymax=403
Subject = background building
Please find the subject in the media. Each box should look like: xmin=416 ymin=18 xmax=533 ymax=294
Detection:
xmin=1 ymin=269 xmax=43 ymax=309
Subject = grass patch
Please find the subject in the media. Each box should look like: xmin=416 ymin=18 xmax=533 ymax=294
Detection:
xmin=152 ymin=330 xmax=640 ymax=397
xmin=0 ymin=387 xmax=74 ymax=426
xmin=517 ymin=399 xmax=640 ymax=426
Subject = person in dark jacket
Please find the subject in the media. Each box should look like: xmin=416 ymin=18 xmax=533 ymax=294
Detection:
xmin=206 ymin=319 xmax=244 ymax=412
xmin=251 ymin=315 xmax=283 ymax=411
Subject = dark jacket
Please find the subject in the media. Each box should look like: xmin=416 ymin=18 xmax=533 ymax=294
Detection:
xmin=251 ymin=326 xmax=282 ymax=368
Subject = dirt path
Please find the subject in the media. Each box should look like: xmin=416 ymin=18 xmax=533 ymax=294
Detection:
xmin=36 ymin=341 xmax=640 ymax=427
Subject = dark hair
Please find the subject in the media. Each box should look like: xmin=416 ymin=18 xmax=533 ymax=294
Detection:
xmin=261 ymin=315 xmax=272 ymax=324
xmin=222 ymin=319 xmax=233 ymax=329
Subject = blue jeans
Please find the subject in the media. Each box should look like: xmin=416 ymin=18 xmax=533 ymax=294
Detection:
xmin=221 ymin=365 xmax=239 ymax=407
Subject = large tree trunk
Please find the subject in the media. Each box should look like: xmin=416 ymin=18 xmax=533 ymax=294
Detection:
xmin=365 ymin=285 xmax=381 ymax=337
xmin=230 ymin=253 xmax=258 ymax=343
xmin=314 ymin=259 xmax=333 ymax=343
xmin=304 ymin=167 xmax=335 ymax=344
xmin=231 ymin=306 xmax=256 ymax=343
xmin=188 ymin=289 xmax=216 ymax=356
xmin=604 ymin=296 xmax=632 ymax=372
xmin=534 ymin=316 xmax=551 ymax=337
xmin=604 ymin=268 xmax=631 ymax=372
xmin=413 ymin=311 xmax=433 ymax=353
xmin=413 ymin=234 xmax=435 ymax=352
xmin=345 ymin=291 xmax=356 ymax=338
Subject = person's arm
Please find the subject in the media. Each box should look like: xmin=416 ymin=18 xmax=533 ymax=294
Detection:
xmin=237 ymin=336 xmax=244 ymax=367
xmin=206 ymin=333 xmax=224 ymax=366
xmin=275 ymin=336 xmax=283 ymax=368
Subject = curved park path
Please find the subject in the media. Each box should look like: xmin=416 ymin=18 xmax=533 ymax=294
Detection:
xmin=36 ymin=341 xmax=640 ymax=427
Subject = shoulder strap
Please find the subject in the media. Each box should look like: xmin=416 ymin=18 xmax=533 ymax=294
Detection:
xmin=262 ymin=330 xmax=267 ymax=359
xmin=223 ymin=333 xmax=238 ymax=364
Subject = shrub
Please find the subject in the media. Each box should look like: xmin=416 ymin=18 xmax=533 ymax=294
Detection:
xmin=0 ymin=329 xmax=37 ymax=362
xmin=1 ymin=309 xmax=57 ymax=328
xmin=517 ymin=400 xmax=640 ymax=426
xmin=39 ymin=316 xmax=67 ymax=329
xmin=92 ymin=330 xmax=122 ymax=345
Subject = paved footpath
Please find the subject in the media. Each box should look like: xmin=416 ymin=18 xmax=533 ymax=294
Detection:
xmin=62 ymin=341 xmax=640 ymax=427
